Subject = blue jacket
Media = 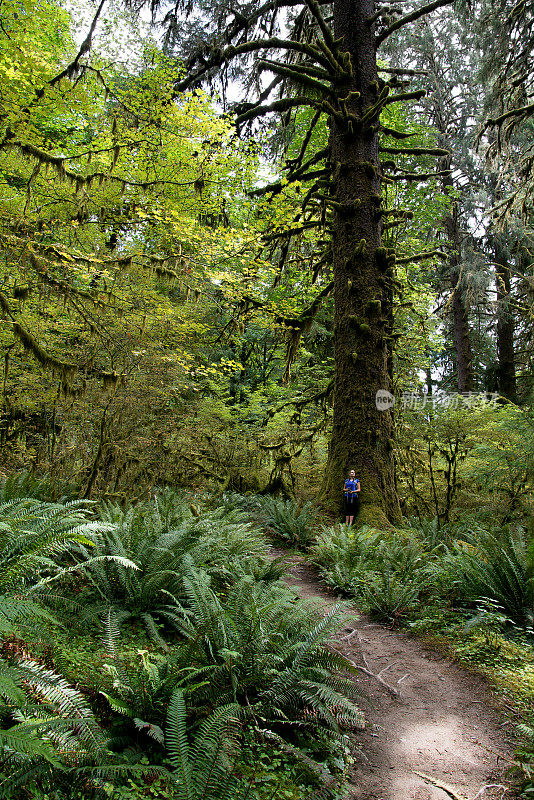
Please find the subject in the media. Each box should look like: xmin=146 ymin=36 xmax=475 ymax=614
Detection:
xmin=344 ymin=478 xmax=360 ymax=500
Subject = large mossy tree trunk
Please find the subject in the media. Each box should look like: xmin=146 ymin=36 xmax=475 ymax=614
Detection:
xmin=320 ymin=0 xmax=401 ymax=525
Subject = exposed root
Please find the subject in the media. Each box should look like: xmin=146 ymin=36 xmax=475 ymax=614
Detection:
xmin=415 ymin=771 xmax=469 ymax=800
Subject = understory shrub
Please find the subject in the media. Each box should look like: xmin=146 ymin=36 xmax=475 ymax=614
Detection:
xmin=310 ymin=524 xmax=368 ymax=593
xmin=311 ymin=524 xmax=429 ymax=620
xmin=73 ymin=495 xmax=274 ymax=646
xmin=0 ymin=656 xmax=111 ymax=798
xmin=0 ymin=498 xmax=124 ymax=641
xmin=0 ymin=498 xmax=104 ymax=591
xmin=444 ymin=527 xmax=534 ymax=626
xmin=169 ymin=567 xmax=364 ymax=734
xmin=217 ymin=492 xmax=263 ymax=515
xmin=0 ymin=490 xmax=362 ymax=800
xmin=256 ymin=497 xmax=315 ymax=547
xmin=313 ymin=518 xmax=534 ymax=633
xmin=0 ymin=471 xmax=55 ymax=502
xmin=516 ymin=716 xmax=534 ymax=796
xmin=93 ymin=570 xmax=361 ymax=796
xmin=0 ymin=656 xmax=249 ymax=800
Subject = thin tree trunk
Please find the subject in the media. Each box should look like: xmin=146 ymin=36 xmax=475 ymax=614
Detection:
xmin=440 ymin=166 xmax=474 ymax=393
xmin=321 ymin=0 xmax=401 ymax=524
xmin=451 ymin=264 xmax=474 ymax=393
xmin=493 ymin=237 xmax=517 ymax=402
xmin=83 ymin=400 xmax=111 ymax=499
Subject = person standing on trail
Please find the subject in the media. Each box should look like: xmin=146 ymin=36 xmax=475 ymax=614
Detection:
xmin=343 ymin=469 xmax=360 ymax=526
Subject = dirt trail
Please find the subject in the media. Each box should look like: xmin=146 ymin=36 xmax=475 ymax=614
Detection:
xmin=278 ymin=552 xmax=517 ymax=800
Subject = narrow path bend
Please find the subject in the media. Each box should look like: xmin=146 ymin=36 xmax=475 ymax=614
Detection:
xmin=278 ymin=552 xmax=518 ymax=800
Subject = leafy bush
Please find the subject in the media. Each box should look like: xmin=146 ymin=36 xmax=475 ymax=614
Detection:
xmin=94 ymin=572 xmax=359 ymax=795
xmin=98 ymin=489 xmax=191 ymax=530
xmin=256 ymin=497 xmax=315 ymax=547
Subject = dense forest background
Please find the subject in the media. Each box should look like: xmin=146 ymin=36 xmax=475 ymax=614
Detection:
xmin=1 ymin=1 xmax=534 ymax=798
xmin=0 ymin=0 xmax=533 ymax=530
xmin=1 ymin=0 xmax=533 ymax=530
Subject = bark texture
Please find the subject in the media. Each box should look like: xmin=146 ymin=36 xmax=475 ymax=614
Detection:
xmin=320 ymin=0 xmax=401 ymax=523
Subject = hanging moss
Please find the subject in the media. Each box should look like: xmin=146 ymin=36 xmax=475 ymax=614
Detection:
xmin=364 ymin=299 xmax=382 ymax=316
xmin=354 ymin=239 xmax=367 ymax=257
xmin=102 ymin=372 xmax=119 ymax=391
xmin=0 ymin=291 xmax=12 ymax=317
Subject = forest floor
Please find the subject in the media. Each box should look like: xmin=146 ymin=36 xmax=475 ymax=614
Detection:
xmin=275 ymin=550 xmax=519 ymax=800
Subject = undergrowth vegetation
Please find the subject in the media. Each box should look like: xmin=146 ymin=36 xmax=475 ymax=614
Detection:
xmin=0 ymin=481 xmax=361 ymax=800
xmin=253 ymin=497 xmax=316 ymax=548
xmin=310 ymin=517 xmax=534 ymax=794
xmin=1 ymin=472 xmax=533 ymax=797
xmin=311 ymin=520 xmax=534 ymax=629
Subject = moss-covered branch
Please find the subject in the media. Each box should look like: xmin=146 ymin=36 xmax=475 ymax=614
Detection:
xmin=381 ymin=89 xmax=426 ymax=106
xmin=235 ymin=96 xmax=326 ymax=124
xmin=376 ymin=0 xmax=454 ymax=44
xmin=395 ymin=250 xmax=448 ymax=265
xmin=256 ymin=60 xmax=334 ymax=96
xmin=174 ymin=36 xmax=337 ymax=93
xmin=380 ymin=145 xmax=450 ymax=156
xmin=380 ymin=125 xmax=420 ymax=140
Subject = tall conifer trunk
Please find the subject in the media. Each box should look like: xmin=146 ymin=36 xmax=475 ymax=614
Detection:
xmin=493 ymin=238 xmax=517 ymax=402
xmin=440 ymin=167 xmax=474 ymax=393
xmin=320 ymin=0 xmax=401 ymax=523
xmin=451 ymin=263 xmax=474 ymax=394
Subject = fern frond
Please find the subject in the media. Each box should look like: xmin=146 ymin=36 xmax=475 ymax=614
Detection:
xmin=141 ymin=612 xmax=169 ymax=650
xmin=99 ymin=691 xmax=135 ymax=718
xmin=134 ymin=717 xmax=165 ymax=744
xmin=165 ymin=688 xmax=193 ymax=800
xmin=0 ymin=725 xmax=62 ymax=765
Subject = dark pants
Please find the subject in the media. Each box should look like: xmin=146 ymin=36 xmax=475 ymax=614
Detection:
xmin=344 ymin=497 xmax=360 ymax=516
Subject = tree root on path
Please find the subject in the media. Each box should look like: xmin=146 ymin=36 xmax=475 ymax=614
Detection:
xmin=336 ymin=629 xmax=405 ymax=699
xmin=415 ymin=771 xmax=469 ymax=800
xmin=415 ymin=772 xmax=510 ymax=800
